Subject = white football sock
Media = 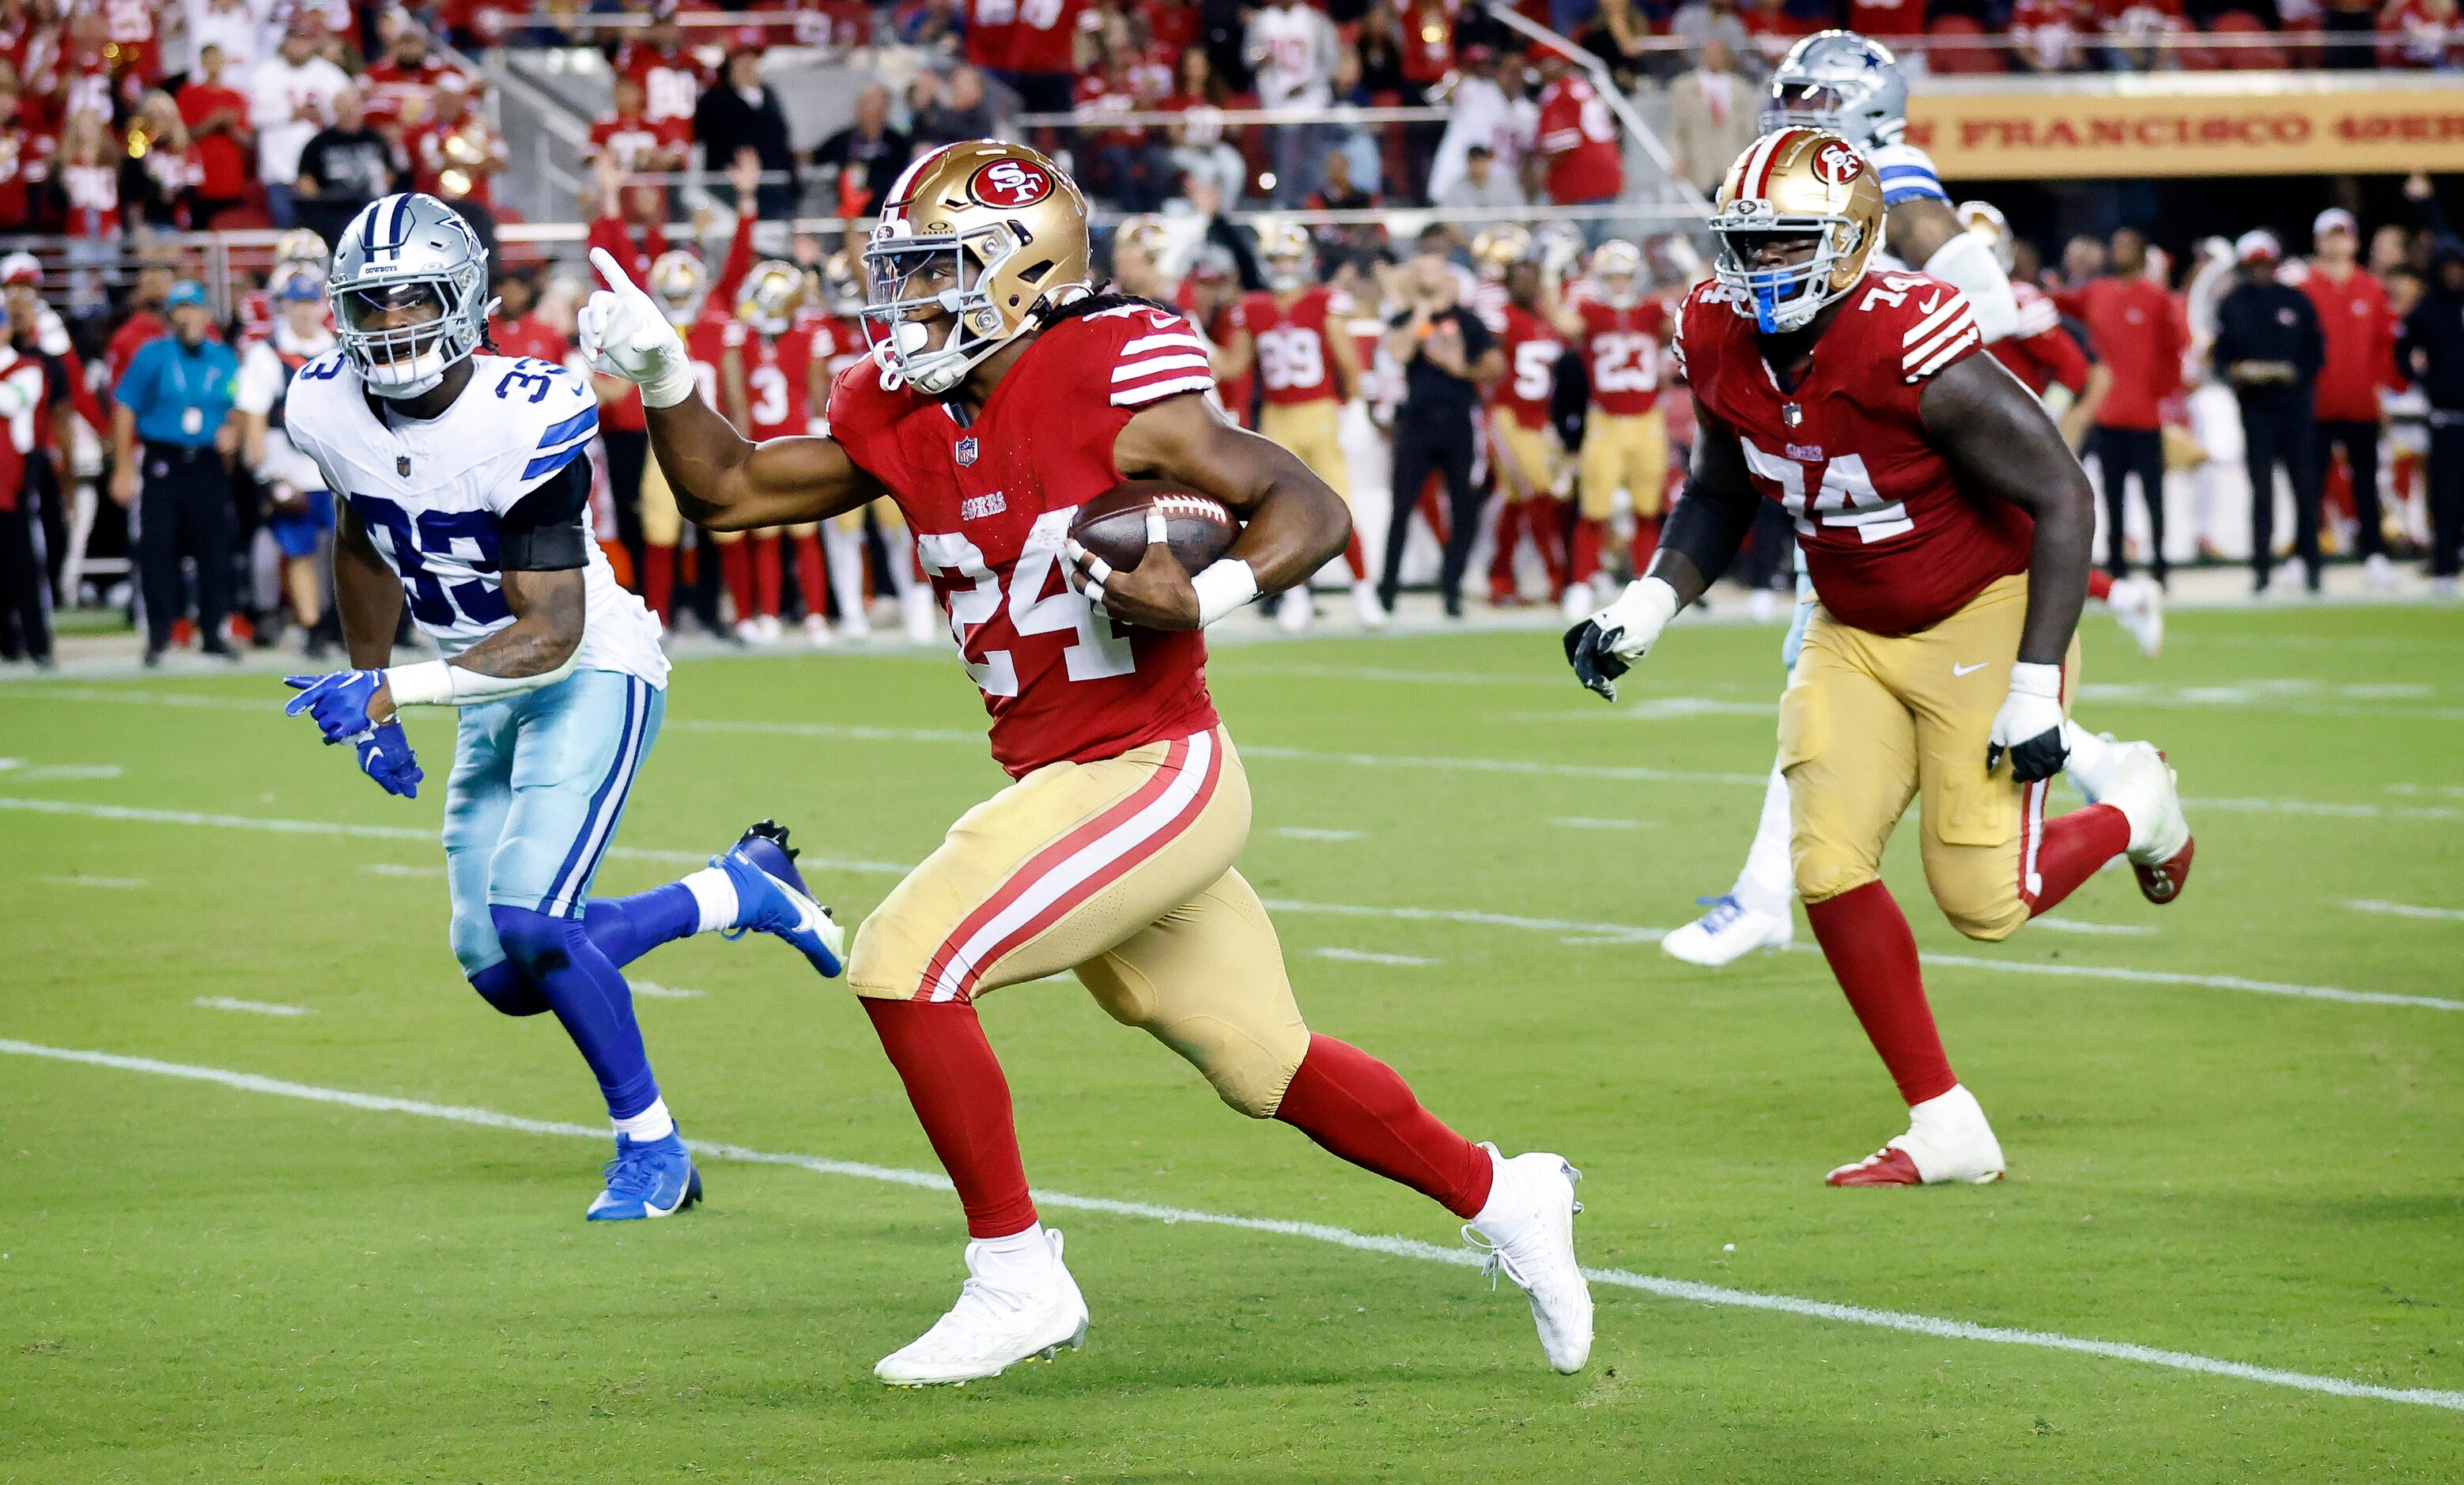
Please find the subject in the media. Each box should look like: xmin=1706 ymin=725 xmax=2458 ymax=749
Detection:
xmin=969 ymin=1222 xmax=1053 ymax=1287
xmin=1730 ymin=759 xmax=1796 ymax=920
xmin=823 ymin=523 xmax=869 ymax=622
xmin=614 ymin=1098 xmax=675 ymax=1143
xmin=2063 ymin=724 xmax=2118 ymax=799
xmin=681 ymin=867 xmax=740 ymax=932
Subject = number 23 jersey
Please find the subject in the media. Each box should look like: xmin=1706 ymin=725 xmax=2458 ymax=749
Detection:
xmin=1675 ymin=271 xmax=2032 ymax=637
xmin=286 ymin=351 xmax=669 ymax=686
xmin=829 ymin=304 xmax=1222 ymax=778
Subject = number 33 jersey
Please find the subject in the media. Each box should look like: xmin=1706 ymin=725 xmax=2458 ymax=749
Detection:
xmin=1674 ymin=271 xmax=2033 ymax=637
xmin=830 ymin=303 xmax=1223 ymax=777
xmin=286 ymin=351 xmax=669 ymax=686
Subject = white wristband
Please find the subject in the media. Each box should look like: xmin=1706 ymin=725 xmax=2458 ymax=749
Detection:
xmin=386 ymin=652 xmax=581 ymax=708
xmin=1191 ymin=559 xmax=1260 ymax=627
xmin=638 ymin=354 xmax=698 ymax=410
xmin=384 ymin=659 xmax=455 ymax=707
xmin=2008 ymin=660 xmax=2063 ymax=699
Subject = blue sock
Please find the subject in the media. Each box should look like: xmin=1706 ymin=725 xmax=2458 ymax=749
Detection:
xmin=491 ymin=905 xmax=661 ymax=1120
xmin=468 ymin=961 xmax=550 ymax=1017
xmin=582 ymin=882 xmax=703 ymax=969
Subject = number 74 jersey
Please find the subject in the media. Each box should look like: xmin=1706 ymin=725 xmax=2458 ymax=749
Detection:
xmin=285 ymin=350 xmax=669 ymax=686
xmin=1673 ymin=270 xmax=2033 ymax=637
xmin=828 ymin=304 xmax=1223 ymax=778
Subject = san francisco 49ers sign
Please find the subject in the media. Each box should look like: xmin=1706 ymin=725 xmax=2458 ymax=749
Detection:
xmin=969 ymin=159 xmax=1055 ymax=209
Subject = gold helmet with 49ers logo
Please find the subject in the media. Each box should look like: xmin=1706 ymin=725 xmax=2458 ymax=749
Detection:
xmin=647 ymin=249 xmax=708 ymax=328
xmin=1470 ymin=225 xmax=1530 ymax=281
xmin=737 ymin=259 xmax=803 ymax=335
xmin=1256 ymin=219 xmax=1312 ymax=291
xmin=862 ymin=138 xmax=1092 ymax=395
xmin=1710 ymin=127 xmax=1884 ymax=334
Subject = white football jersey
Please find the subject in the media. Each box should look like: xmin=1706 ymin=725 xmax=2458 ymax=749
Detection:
xmin=285 ymin=351 xmax=668 ymax=687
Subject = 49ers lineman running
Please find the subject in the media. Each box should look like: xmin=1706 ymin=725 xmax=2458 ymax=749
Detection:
xmin=1564 ymin=128 xmax=2194 ymax=1186
xmin=581 ymin=140 xmax=1590 ymax=1383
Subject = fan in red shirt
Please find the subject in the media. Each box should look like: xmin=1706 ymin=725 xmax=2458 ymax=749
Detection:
xmin=2073 ymin=230 xmax=2184 ymax=583
xmin=1532 ymin=53 xmax=1623 ymax=206
xmin=613 ymin=11 xmax=712 ymax=127
xmin=1002 ymin=0 xmax=1090 ymax=111
xmin=361 ymin=27 xmax=469 ymax=134
xmin=404 ymin=75 xmax=506 ymax=207
xmin=2303 ymin=207 xmax=2400 ymax=577
xmin=1847 ymin=0 xmax=1924 ymax=40
xmin=1487 ymin=257 xmax=1572 ymax=605
xmin=1399 ymin=0 xmax=1459 ymax=87
xmin=0 ymin=79 xmax=53 ymax=232
xmin=487 ymin=272 xmax=569 ymax=366
xmin=718 ymin=260 xmax=826 ymax=642
xmin=586 ymin=74 xmax=692 ymax=176
xmin=962 ymin=0 xmax=1018 ymax=77
xmin=175 ymin=51 xmax=251 ymax=216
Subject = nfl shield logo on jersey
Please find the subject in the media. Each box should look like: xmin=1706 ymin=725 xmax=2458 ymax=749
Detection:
xmin=397 ymin=455 xmax=411 ymax=476
xmin=955 ymin=436 xmax=979 ymax=467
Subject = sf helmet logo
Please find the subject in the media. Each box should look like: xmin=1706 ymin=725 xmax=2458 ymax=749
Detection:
xmin=969 ymin=159 xmax=1054 ymax=209
xmin=1811 ymin=142 xmax=1864 ymax=187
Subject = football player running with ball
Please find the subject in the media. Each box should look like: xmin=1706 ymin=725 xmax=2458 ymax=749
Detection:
xmin=581 ymin=140 xmax=1590 ymax=1386
xmin=278 ymin=194 xmax=849 ymax=1221
xmin=1563 ymin=130 xmax=2194 ymax=1187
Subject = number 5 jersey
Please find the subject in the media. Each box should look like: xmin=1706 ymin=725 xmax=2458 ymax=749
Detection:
xmin=1672 ymin=270 xmax=2033 ymax=638
xmin=285 ymin=350 xmax=670 ymax=687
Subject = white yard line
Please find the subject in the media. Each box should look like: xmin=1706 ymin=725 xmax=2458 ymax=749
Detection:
xmin=2 ymin=796 xmax=2446 ymax=1012
xmin=1275 ymin=826 xmax=1365 ymax=841
xmin=191 ymin=997 xmax=312 ymax=1017
xmin=0 ymin=758 xmax=124 ymax=780
xmin=2346 ymin=899 xmax=2464 ymax=923
xmin=38 ymin=874 xmax=145 ymax=889
xmin=2025 ymin=918 xmax=2156 ymax=937
xmin=1312 ymin=947 xmax=1441 ymax=966
xmin=4 ymin=1034 xmax=2457 ymax=1415
xmin=1550 ymin=816 xmax=1649 ymax=831
xmin=361 ymin=863 xmax=444 ymax=878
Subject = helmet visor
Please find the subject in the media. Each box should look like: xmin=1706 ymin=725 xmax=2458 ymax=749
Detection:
xmin=1760 ymin=81 xmax=1847 ymax=134
xmin=338 ymin=281 xmax=450 ymax=381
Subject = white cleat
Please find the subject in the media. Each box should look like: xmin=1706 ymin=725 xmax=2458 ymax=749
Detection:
xmin=2364 ymin=552 xmax=2396 ymax=593
xmin=1352 ymin=580 xmax=1386 ymax=629
xmin=2107 ymin=576 xmax=2164 ymax=659
xmin=1278 ymin=588 xmax=1314 ymax=633
xmin=732 ymin=618 xmax=769 ymax=645
xmin=1463 ymin=1147 xmax=1593 ymax=1374
xmin=2092 ymin=740 xmax=2194 ymax=904
xmin=800 ymin=612 xmax=833 ymax=646
xmin=1559 ymin=583 xmax=1593 ymax=622
xmin=1826 ymin=1083 xmax=2006 ymax=1187
xmin=875 ymin=1229 xmax=1089 ymax=1387
xmin=1660 ymin=894 xmax=1793 ymax=967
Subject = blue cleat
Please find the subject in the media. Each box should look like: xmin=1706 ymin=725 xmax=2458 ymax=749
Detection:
xmin=714 ymin=819 xmax=847 ymax=977
xmin=586 ymin=1131 xmax=702 ymax=1221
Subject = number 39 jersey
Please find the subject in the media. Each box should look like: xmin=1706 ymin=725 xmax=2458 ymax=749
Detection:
xmin=1675 ymin=270 xmax=2032 ymax=637
xmin=828 ymin=303 xmax=1222 ymax=777
xmin=1230 ymin=286 xmax=1341 ymax=408
xmin=286 ymin=351 xmax=669 ymax=686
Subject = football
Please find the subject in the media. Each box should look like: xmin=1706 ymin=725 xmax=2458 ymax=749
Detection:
xmin=1068 ymin=482 xmax=1238 ymax=576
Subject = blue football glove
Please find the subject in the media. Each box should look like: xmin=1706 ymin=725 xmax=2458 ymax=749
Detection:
xmin=354 ymin=721 xmax=423 ymax=799
xmin=284 ymin=668 xmax=386 ymax=744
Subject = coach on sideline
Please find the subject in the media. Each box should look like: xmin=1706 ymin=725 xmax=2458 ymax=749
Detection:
xmin=111 ymin=280 xmax=242 ymax=665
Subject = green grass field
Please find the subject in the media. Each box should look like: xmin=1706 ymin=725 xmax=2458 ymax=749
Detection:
xmin=5 ymin=603 xmax=2462 ymax=1483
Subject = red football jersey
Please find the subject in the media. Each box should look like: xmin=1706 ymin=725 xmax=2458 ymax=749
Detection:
xmin=587 ymin=109 xmax=690 ymax=172
xmin=614 ymin=43 xmax=708 ymax=126
xmin=1535 ymin=76 xmax=1623 ymax=205
xmin=1493 ymin=305 xmax=1563 ymax=430
xmin=827 ymin=305 xmax=1223 ymax=777
xmin=1676 ymin=270 xmax=2031 ymax=637
xmin=490 ymin=312 xmax=569 ymax=367
xmin=686 ymin=314 xmax=736 ymax=415
xmin=727 ymin=323 xmax=815 ymax=440
xmin=1987 ymin=281 xmax=2089 ymax=399
xmin=1234 ymin=287 xmax=1343 ymax=408
xmin=1576 ymin=297 xmax=1670 ymax=417
xmin=2301 ymin=265 xmax=2397 ymax=424
xmin=1007 ymin=0 xmax=1090 ymax=74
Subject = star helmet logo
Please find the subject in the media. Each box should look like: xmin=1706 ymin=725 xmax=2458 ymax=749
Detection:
xmin=1810 ymin=141 xmax=1865 ymax=188
xmin=955 ymin=436 xmax=979 ymax=467
xmin=968 ymin=158 xmax=1055 ymax=210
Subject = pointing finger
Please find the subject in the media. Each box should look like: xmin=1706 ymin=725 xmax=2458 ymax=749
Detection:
xmin=589 ymin=247 xmax=638 ymax=293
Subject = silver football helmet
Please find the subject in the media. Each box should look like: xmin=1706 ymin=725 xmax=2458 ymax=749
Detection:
xmin=328 ymin=193 xmax=495 ymax=399
xmin=1760 ymin=32 xmax=1908 ymax=152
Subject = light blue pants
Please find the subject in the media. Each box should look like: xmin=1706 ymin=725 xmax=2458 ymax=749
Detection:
xmin=441 ymin=668 xmax=665 ymax=977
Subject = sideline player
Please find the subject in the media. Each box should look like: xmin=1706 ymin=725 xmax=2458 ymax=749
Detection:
xmin=236 ymin=272 xmax=340 ymax=652
xmin=1216 ymin=221 xmax=1381 ymax=631
xmin=1564 ymin=130 xmax=2194 ymax=1185
xmin=582 ymin=141 xmax=1590 ymax=1383
xmin=276 ymin=193 xmax=848 ymax=1219
xmin=810 ymin=251 xmax=939 ymax=642
xmin=1487 ymin=255 xmax=1572 ymax=606
xmin=1563 ymin=240 xmax=1672 ymax=619
xmin=720 ymin=259 xmax=814 ymax=642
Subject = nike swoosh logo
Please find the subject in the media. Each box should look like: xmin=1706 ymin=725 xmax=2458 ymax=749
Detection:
xmin=1920 ymin=292 xmax=1943 ymax=314
xmin=1953 ymin=662 xmax=1988 ymax=677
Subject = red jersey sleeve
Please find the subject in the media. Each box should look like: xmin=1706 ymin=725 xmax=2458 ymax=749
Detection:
xmin=1099 ymin=304 xmax=1218 ymax=411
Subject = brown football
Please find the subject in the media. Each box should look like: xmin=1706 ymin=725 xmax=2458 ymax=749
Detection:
xmin=1068 ymin=482 xmax=1238 ymax=576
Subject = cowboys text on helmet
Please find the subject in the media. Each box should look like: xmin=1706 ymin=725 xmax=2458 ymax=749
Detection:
xmin=861 ymin=139 xmax=1093 ymax=395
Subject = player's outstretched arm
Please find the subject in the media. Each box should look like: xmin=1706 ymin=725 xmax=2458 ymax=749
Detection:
xmin=1080 ymin=391 xmax=1351 ymax=631
xmin=333 ymin=505 xmax=406 ymax=671
xmin=1921 ymin=350 xmax=2094 ymax=782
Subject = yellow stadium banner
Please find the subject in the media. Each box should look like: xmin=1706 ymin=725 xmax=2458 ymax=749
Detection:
xmin=1905 ymin=78 xmax=2464 ymax=180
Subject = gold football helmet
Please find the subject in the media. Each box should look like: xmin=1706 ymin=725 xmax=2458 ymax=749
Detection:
xmin=1590 ymin=239 xmax=1644 ymax=307
xmin=647 ymin=249 xmax=708 ymax=329
xmin=1257 ymin=219 xmax=1312 ymax=291
xmin=1471 ymin=225 xmax=1531 ymax=281
xmin=821 ymin=248 xmax=866 ymax=316
xmin=1956 ymin=198 xmax=2016 ymax=273
xmin=864 ymin=139 xmax=1092 ymax=395
xmin=738 ymin=259 xmax=804 ymax=336
xmin=274 ymin=227 xmax=330 ymax=274
xmin=1710 ymin=126 xmax=1884 ymax=334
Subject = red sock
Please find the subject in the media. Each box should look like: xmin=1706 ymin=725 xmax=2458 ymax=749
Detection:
xmin=862 ymin=998 xmax=1038 ymax=1238
xmin=719 ymin=542 xmax=755 ymax=625
xmin=1536 ymin=497 xmax=1571 ymax=591
xmin=642 ymin=544 xmax=674 ymax=621
xmin=2087 ymin=568 xmax=2114 ymax=602
xmin=1803 ymin=882 xmax=1956 ymax=1107
xmin=794 ymin=532 xmax=827 ymax=618
xmin=1343 ymin=527 xmax=1368 ymax=582
xmin=1273 ymin=1035 xmax=1494 ymax=1218
xmin=2026 ymin=801 xmax=2131 ymax=917
xmin=1570 ymin=516 xmax=1604 ymax=586
xmin=1632 ymin=515 xmax=1662 ymax=564
xmin=753 ymin=535 xmax=783 ymax=618
xmin=1488 ymin=501 xmax=1522 ymax=595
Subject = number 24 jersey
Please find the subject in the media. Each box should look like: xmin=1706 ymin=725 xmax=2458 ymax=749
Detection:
xmin=1674 ymin=270 xmax=2032 ymax=637
xmin=828 ymin=304 xmax=1223 ymax=778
